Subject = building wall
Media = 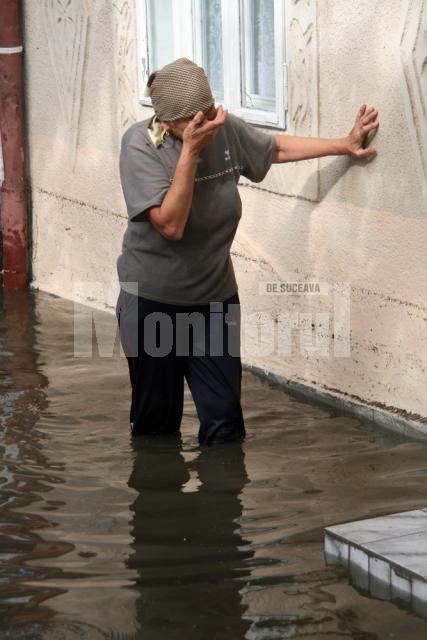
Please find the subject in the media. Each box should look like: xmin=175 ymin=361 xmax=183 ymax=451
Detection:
xmin=23 ymin=0 xmax=427 ymax=423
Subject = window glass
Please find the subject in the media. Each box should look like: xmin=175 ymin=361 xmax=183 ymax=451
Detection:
xmin=140 ymin=0 xmax=286 ymax=127
xmin=199 ymin=0 xmax=224 ymax=100
xmin=242 ymin=0 xmax=276 ymax=112
xmin=146 ymin=0 xmax=174 ymax=71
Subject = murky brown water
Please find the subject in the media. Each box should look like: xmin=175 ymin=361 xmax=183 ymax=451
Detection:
xmin=1 ymin=288 xmax=427 ymax=639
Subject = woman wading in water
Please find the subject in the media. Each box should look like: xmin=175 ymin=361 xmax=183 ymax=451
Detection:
xmin=115 ymin=57 xmax=379 ymax=445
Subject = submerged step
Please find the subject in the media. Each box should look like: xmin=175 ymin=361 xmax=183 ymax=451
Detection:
xmin=324 ymin=509 xmax=427 ymax=618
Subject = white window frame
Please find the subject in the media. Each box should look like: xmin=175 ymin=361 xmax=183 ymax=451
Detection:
xmin=135 ymin=0 xmax=288 ymax=129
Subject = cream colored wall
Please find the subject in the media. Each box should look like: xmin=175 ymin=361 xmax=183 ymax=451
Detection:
xmin=23 ymin=0 xmax=426 ymax=424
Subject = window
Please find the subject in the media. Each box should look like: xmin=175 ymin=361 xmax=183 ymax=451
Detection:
xmin=135 ymin=0 xmax=287 ymax=128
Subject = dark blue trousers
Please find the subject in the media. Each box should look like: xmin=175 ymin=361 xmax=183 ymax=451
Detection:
xmin=115 ymin=289 xmax=245 ymax=445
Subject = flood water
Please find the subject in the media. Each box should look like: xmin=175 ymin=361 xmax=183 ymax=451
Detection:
xmin=1 ymin=287 xmax=427 ymax=639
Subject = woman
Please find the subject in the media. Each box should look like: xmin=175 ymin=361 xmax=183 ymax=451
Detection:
xmin=115 ymin=57 xmax=379 ymax=446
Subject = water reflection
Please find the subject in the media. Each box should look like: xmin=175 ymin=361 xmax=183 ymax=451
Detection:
xmin=1 ymin=288 xmax=427 ymax=638
xmin=0 ymin=290 xmax=71 ymax=628
xmin=126 ymin=436 xmax=253 ymax=639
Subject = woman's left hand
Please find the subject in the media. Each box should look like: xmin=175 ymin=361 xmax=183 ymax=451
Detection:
xmin=344 ymin=104 xmax=379 ymax=158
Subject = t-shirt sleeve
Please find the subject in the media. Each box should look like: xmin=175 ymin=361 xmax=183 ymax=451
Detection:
xmin=230 ymin=114 xmax=277 ymax=183
xmin=119 ymin=136 xmax=171 ymax=222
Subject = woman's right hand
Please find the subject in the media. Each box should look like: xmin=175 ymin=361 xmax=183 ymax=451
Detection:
xmin=182 ymin=106 xmax=228 ymax=155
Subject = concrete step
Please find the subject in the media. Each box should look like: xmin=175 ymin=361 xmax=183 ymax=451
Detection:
xmin=324 ymin=509 xmax=427 ymax=618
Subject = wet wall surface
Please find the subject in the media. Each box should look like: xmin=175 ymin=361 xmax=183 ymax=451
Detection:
xmin=1 ymin=288 xmax=427 ymax=639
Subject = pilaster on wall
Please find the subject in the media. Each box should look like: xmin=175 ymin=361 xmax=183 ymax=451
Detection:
xmin=41 ymin=0 xmax=90 ymax=173
xmin=400 ymin=0 xmax=427 ymax=202
xmin=43 ymin=0 xmax=143 ymax=160
xmin=113 ymin=0 xmax=144 ymax=140
xmin=239 ymin=0 xmax=319 ymax=202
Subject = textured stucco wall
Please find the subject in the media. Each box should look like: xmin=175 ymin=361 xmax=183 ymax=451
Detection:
xmin=22 ymin=0 xmax=427 ymax=424
xmin=236 ymin=0 xmax=427 ymax=421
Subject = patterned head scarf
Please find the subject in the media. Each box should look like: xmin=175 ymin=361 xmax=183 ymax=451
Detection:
xmin=144 ymin=57 xmax=214 ymax=122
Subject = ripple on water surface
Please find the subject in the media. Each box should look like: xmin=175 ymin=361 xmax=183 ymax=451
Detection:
xmin=1 ymin=288 xmax=427 ymax=639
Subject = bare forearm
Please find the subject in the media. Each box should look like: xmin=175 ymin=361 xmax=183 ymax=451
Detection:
xmin=273 ymin=134 xmax=349 ymax=163
xmin=156 ymin=145 xmax=198 ymax=239
xmin=148 ymin=107 xmax=228 ymax=240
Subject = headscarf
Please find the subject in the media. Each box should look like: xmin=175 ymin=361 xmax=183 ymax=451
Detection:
xmin=144 ymin=57 xmax=214 ymax=122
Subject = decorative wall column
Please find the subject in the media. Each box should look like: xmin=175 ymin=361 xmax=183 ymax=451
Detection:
xmin=400 ymin=0 xmax=427 ymax=202
xmin=113 ymin=0 xmax=141 ymax=139
xmin=41 ymin=0 xmax=90 ymax=172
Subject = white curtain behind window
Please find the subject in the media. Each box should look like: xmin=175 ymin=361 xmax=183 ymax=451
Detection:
xmin=200 ymin=0 xmax=224 ymax=100
xmin=243 ymin=0 xmax=275 ymax=109
xmin=147 ymin=0 xmax=174 ymax=71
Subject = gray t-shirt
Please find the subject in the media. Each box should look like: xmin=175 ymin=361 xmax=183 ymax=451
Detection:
xmin=117 ymin=113 xmax=276 ymax=305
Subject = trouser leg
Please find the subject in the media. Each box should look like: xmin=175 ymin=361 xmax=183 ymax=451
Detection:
xmin=183 ymin=292 xmax=246 ymax=446
xmin=116 ymin=290 xmax=184 ymax=436
xmin=127 ymin=351 xmax=184 ymax=437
